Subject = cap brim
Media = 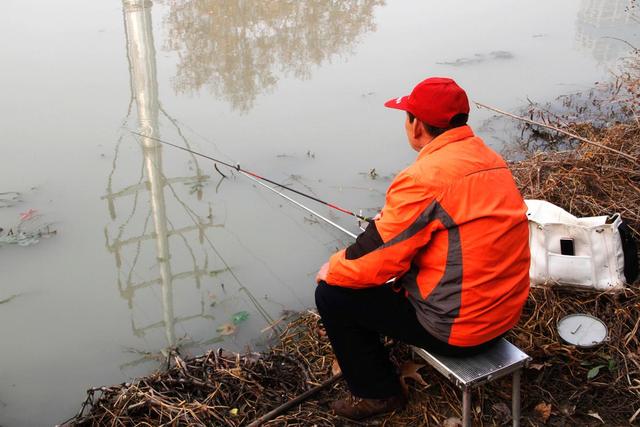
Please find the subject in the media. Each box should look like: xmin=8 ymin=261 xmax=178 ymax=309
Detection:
xmin=384 ymin=95 xmax=410 ymax=111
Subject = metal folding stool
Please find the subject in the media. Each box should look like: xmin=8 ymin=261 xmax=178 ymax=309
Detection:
xmin=413 ymin=338 xmax=531 ymax=427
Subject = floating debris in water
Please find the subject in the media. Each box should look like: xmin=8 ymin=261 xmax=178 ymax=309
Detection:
xmin=0 ymin=211 xmax=56 ymax=247
xmin=303 ymin=216 xmax=320 ymax=225
xmin=231 ymin=310 xmax=249 ymax=325
xmin=216 ymin=323 xmax=236 ymax=336
xmin=183 ymin=175 xmax=210 ymax=197
xmin=287 ymin=174 xmax=316 ymax=195
xmin=0 ymin=294 xmax=21 ymax=305
xmin=19 ymin=208 xmax=37 ymax=221
xmin=0 ymin=226 xmax=56 ymax=247
xmin=438 ymin=50 xmax=514 ymax=66
xmin=208 ymin=292 xmax=217 ymax=307
xmin=357 ymin=168 xmax=393 ymax=181
xmin=215 ymin=312 xmax=250 ymax=336
xmin=119 ymin=347 xmax=167 ymax=370
xmin=208 ymin=268 xmax=228 ymax=277
xmin=0 ymin=191 xmax=22 ymax=208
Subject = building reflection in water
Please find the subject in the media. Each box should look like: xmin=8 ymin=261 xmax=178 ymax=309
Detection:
xmin=103 ymin=0 xmax=274 ymax=369
xmin=159 ymin=0 xmax=385 ymax=111
xmin=575 ymin=0 xmax=636 ymax=65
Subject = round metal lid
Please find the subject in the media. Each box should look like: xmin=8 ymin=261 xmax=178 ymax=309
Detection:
xmin=557 ymin=314 xmax=608 ymax=348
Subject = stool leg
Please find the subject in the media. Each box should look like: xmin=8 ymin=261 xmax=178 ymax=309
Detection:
xmin=462 ymin=388 xmax=472 ymax=427
xmin=512 ymin=369 xmax=521 ymax=427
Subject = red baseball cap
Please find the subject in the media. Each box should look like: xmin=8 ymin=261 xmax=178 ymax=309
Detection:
xmin=384 ymin=77 xmax=470 ymax=128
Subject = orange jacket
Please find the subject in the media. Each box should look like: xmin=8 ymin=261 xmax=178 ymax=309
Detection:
xmin=325 ymin=126 xmax=530 ymax=347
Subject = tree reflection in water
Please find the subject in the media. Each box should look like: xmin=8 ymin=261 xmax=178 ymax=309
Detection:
xmin=160 ymin=0 xmax=384 ymax=111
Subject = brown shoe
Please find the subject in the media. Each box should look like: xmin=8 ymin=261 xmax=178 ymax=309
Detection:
xmin=331 ymin=393 xmax=406 ymax=420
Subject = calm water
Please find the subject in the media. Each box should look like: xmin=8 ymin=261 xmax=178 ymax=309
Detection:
xmin=0 ymin=0 xmax=636 ymax=425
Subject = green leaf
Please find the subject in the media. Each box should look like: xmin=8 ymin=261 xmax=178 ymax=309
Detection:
xmin=608 ymin=359 xmax=617 ymax=372
xmin=587 ymin=365 xmax=606 ymax=380
xmin=231 ymin=311 xmax=250 ymax=325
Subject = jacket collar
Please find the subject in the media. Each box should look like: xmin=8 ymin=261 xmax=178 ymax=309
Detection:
xmin=417 ymin=125 xmax=474 ymax=160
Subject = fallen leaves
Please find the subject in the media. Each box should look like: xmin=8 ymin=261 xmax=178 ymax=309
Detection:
xmin=331 ymin=359 xmax=341 ymax=376
xmin=442 ymin=417 xmax=462 ymax=427
xmin=316 ymin=326 xmax=327 ymax=338
xmin=528 ymin=362 xmax=550 ymax=371
xmin=217 ymin=323 xmax=236 ymax=336
xmin=587 ymin=411 xmax=604 ymax=423
xmin=399 ymin=362 xmax=428 ymax=393
xmin=491 ymin=402 xmax=511 ymax=424
xmin=558 ymin=402 xmax=576 ymax=417
xmin=587 ymin=364 xmax=606 ymax=380
xmin=534 ymin=402 xmax=552 ymax=423
xmin=215 ymin=312 xmax=250 ymax=337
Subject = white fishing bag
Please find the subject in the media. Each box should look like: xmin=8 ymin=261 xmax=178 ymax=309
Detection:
xmin=525 ymin=199 xmax=635 ymax=291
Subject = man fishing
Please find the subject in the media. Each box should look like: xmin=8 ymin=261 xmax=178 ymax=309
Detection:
xmin=315 ymin=77 xmax=531 ymax=420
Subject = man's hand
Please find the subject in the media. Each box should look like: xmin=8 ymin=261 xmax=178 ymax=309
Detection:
xmin=316 ymin=261 xmax=329 ymax=283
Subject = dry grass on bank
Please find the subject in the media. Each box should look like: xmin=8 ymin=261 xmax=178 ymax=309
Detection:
xmin=510 ymin=121 xmax=640 ymax=240
xmin=66 ymin=291 xmax=640 ymax=426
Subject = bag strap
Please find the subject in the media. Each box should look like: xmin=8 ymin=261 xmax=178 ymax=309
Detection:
xmin=619 ymin=221 xmax=639 ymax=284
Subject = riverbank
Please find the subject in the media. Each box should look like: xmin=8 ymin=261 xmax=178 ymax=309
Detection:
xmin=65 ymin=285 xmax=640 ymax=426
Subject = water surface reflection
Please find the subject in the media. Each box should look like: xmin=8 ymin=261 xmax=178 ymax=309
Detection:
xmin=161 ymin=0 xmax=384 ymax=111
xmin=105 ymin=0 xmax=278 ymax=369
xmin=576 ymin=0 xmax=636 ymax=64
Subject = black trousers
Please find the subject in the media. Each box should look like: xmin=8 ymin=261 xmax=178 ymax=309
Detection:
xmin=315 ymin=281 xmax=501 ymax=399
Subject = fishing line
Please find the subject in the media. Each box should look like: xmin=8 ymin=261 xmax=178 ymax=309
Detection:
xmin=242 ymin=172 xmax=357 ymax=239
xmin=159 ymin=164 xmax=275 ymax=325
xmin=127 ymin=130 xmax=372 ymax=223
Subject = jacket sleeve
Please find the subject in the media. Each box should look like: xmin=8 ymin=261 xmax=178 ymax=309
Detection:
xmin=325 ymin=170 xmax=440 ymax=288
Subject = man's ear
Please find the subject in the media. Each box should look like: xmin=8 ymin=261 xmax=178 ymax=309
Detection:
xmin=411 ymin=117 xmax=424 ymax=139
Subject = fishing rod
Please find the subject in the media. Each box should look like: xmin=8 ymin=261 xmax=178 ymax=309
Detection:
xmin=251 ymin=173 xmax=396 ymax=284
xmin=128 ymin=130 xmax=367 ymax=236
